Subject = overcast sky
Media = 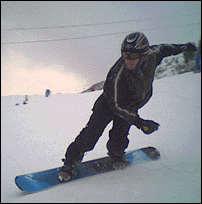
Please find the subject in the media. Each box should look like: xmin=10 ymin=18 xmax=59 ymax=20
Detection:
xmin=1 ymin=1 xmax=201 ymax=96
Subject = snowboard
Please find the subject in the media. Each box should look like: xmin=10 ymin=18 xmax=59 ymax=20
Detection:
xmin=15 ymin=146 xmax=160 ymax=193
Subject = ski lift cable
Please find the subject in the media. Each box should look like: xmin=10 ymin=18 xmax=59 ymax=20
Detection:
xmin=1 ymin=22 xmax=201 ymax=45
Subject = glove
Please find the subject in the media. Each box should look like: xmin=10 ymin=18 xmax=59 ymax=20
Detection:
xmin=185 ymin=42 xmax=197 ymax=52
xmin=141 ymin=120 xmax=160 ymax=134
xmin=134 ymin=117 xmax=160 ymax=135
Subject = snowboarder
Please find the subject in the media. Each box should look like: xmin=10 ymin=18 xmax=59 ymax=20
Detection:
xmin=58 ymin=32 xmax=197 ymax=181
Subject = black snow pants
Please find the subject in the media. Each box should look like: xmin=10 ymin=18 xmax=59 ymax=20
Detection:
xmin=65 ymin=94 xmax=131 ymax=164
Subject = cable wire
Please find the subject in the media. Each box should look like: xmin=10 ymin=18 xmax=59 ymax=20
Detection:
xmin=1 ymin=14 xmax=198 ymax=31
xmin=1 ymin=23 xmax=200 ymax=45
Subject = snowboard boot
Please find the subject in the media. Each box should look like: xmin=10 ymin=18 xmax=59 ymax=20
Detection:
xmin=108 ymin=152 xmax=128 ymax=170
xmin=58 ymin=159 xmax=78 ymax=182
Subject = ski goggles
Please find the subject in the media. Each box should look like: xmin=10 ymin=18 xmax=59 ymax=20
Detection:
xmin=121 ymin=51 xmax=140 ymax=60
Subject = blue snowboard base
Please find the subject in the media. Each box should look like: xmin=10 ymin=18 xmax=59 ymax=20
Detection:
xmin=15 ymin=146 xmax=160 ymax=193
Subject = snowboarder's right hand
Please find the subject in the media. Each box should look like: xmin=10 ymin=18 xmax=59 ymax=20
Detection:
xmin=133 ymin=118 xmax=160 ymax=135
xmin=140 ymin=120 xmax=160 ymax=134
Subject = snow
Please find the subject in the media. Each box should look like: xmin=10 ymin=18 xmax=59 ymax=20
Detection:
xmin=1 ymin=72 xmax=201 ymax=203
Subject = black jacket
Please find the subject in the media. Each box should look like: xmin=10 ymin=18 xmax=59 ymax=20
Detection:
xmin=103 ymin=43 xmax=187 ymax=123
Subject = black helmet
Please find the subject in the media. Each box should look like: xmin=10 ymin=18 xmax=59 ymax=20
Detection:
xmin=121 ymin=32 xmax=149 ymax=55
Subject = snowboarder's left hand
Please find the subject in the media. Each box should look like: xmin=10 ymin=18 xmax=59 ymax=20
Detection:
xmin=185 ymin=42 xmax=197 ymax=52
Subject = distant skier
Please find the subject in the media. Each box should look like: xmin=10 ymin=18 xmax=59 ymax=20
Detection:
xmin=45 ymin=89 xmax=51 ymax=97
xmin=58 ymin=32 xmax=196 ymax=181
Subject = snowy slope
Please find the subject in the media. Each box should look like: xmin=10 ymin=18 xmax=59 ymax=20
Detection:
xmin=1 ymin=72 xmax=201 ymax=203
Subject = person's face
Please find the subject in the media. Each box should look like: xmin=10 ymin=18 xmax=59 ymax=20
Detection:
xmin=124 ymin=58 xmax=140 ymax=70
xmin=121 ymin=50 xmax=140 ymax=70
